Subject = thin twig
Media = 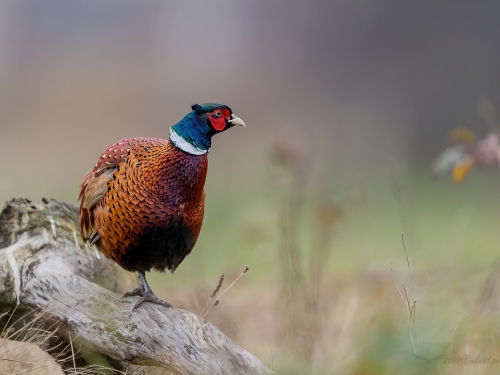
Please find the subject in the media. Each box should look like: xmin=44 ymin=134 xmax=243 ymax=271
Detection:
xmin=401 ymin=233 xmax=417 ymax=352
xmin=401 ymin=233 xmax=415 ymax=288
xmin=202 ymin=267 xmax=249 ymax=319
xmin=200 ymin=274 xmax=224 ymax=316
xmin=69 ymin=334 xmax=77 ymax=375
xmin=391 ymin=233 xmax=418 ymax=354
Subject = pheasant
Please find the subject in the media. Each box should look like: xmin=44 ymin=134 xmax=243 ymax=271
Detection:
xmin=78 ymin=103 xmax=245 ymax=309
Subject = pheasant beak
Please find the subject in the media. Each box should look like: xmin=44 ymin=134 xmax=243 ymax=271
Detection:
xmin=228 ymin=114 xmax=246 ymax=128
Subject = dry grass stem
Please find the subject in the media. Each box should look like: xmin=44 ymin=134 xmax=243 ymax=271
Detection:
xmin=202 ymin=267 xmax=249 ymax=319
xmin=200 ymin=274 xmax=225 ymax=316
xmin=393 ymin=233 xmax=418 ymax=354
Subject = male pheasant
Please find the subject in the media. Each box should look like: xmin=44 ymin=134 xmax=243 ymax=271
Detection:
xmin=78 ymin=103 xmax=245 ymax=310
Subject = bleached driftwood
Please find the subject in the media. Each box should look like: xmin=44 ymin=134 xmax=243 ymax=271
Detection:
xmin=0 ymin=198 xmax=274 ymax=375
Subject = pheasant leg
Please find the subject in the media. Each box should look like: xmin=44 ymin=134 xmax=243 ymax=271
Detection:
xmin=121 ymin=279 xmax=144 ymax=299
xmin=123 ymin=270 xmax=173 ymax=310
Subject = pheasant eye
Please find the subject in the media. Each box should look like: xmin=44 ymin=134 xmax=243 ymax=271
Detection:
xmin=214 ymin=110 xmax=222 ymax=117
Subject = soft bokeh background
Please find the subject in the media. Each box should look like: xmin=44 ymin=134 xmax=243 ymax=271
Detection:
xmin=2 ymin=1 xmax=500 ymax=374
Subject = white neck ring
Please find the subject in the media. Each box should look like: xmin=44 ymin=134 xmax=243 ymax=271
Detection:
xmin=169 ymin=128 xmax=208 ymax=155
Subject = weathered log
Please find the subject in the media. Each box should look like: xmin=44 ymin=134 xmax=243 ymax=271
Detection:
xmin=0 ymin=198 xmax=274 ymax=375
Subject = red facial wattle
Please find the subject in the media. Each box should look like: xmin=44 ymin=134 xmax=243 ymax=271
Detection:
xmin=208 ymin=108 xmax=230 ymax=131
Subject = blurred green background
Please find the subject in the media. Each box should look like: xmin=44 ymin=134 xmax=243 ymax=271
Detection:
xmin=2 ymin=1 xmax=500 ymax=374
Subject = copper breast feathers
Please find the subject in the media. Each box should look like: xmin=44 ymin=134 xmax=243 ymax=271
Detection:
xmin=78 ymin=137 xmax=208 ymax=272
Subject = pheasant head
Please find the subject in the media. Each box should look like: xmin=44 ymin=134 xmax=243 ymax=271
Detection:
xmin=170 ymin=103 xmax=245 ymax=155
